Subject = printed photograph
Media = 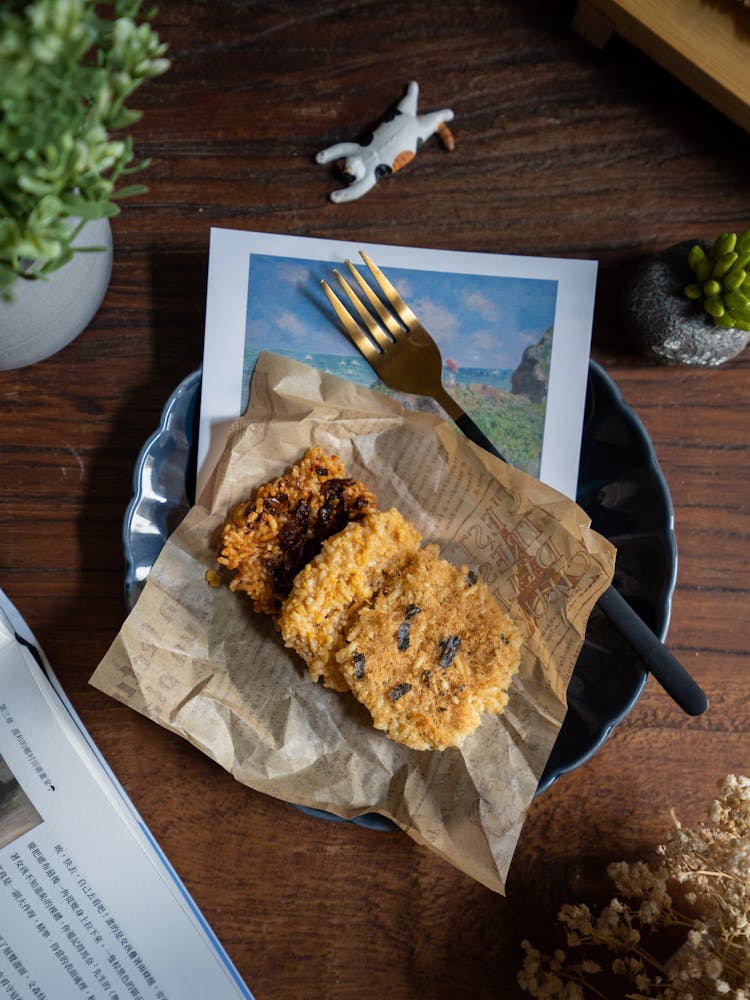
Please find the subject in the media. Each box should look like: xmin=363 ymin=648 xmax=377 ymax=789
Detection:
xmin=243 ymin=254 xmax=558 ymax=477
xmin=0 ymin=751 xmax=42 ymax=850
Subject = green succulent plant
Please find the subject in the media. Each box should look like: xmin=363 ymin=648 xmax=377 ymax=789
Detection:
xmin=0 ymin=0 xmax=169 ymax=297
xmin=684 ymin=227 xmax=750 ymax=332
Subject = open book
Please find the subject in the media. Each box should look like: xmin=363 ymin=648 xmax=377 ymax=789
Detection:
xmin=0 ymin=588 xmax=254 ymax=1000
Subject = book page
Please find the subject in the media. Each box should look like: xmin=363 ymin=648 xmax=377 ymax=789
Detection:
xmin=0 ymin=594 xmax=254 ymax=1000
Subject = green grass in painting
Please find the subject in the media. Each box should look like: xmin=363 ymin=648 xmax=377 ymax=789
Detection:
xmin=453 ymin=383 xmax=545 ymax=476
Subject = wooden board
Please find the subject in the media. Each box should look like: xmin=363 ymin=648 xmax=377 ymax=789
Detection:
xmin=574 ymin=0 xmax=750 ymax=133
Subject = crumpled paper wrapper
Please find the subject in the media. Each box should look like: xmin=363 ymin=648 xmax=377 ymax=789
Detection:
xmin=91 ymin=351 xmax=615 ymax=894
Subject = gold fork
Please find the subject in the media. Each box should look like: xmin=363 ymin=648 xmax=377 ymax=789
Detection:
xmin=321 ymin=252 xmax=708 ymax=718
xmin=321 ymin=251 xmax=506 ymax=462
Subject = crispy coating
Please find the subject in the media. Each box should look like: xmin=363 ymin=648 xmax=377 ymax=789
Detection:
xmin=218 ymin=447 xmax=377 ymax=617
xmin=219 ymin=448 xmax=524 ymax=752
xmin=279 ymin=509 xmax=422 ymax=691
xmin=335 ymin=545 xmax=523 ymax=750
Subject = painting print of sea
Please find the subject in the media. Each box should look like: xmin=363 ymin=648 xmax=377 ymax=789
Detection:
xmin=243 ymin=252 xmax=557 ymax=471
xmin=288 ymin=351 xmax=383 ymax=386
xmin=452 ymin=366 xmax=512 ymax=390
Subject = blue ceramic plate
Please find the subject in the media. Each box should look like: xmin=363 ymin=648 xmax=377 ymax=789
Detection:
xmin=123 ymin=362 xmax=676 ymax=822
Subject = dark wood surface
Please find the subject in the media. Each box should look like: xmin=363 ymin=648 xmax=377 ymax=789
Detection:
xmin=1 ymin=2 xmax=748 ymax=997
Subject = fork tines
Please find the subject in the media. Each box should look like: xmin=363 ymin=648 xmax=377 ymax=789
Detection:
xmin=321 ymin=252 xmax=409 ymax=357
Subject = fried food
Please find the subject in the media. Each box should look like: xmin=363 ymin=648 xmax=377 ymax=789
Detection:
xmin=279 ymin=509 xmax=422 ymax=691
xmin=218 ymin=447 xmax=377 ymax=617
xmin=335 ymin=545 xmax=523 ymax=750
xmin=219 ymin=447 xmax=525 ymax=750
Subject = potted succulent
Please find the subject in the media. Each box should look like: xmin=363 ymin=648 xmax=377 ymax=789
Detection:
xmin=0 ymin=0 xmax=169 ymax=370
xmin=621 ymin=226 xmax=750 ymax=366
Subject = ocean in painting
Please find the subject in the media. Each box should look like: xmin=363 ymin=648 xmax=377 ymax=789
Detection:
xmin=240 ymin=251 xmax=557 ymax=476
xmin=241 ymin=346 xmax=548 ymax=477
xmin=243 ymin=348 xmax=513 ymax=393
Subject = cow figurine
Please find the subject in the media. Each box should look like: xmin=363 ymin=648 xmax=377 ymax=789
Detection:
xmin=316 ymin=81 xmax=455 ymax=203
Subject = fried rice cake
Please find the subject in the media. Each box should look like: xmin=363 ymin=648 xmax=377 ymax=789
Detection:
xmin=335 ymin=545 xmax=523 ymax=750
xmin=279 ymin=509 xmax=422 ymax=692
xmin=218 ymin=447 xmax=377 ymax=617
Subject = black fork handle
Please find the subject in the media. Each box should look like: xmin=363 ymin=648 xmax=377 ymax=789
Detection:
xmin=455 ymin=413 xmax=508 ymax=462
xmin=596 ymin=585 xmax=707 ymax=715
xmin=452 ymin=409 xmax=708 ymax=716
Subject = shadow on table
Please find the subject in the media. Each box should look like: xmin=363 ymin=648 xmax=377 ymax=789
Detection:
xmin=73 ymin=247 xmax=208 ymax=659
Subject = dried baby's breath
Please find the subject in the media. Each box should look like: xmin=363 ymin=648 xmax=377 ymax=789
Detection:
xmin=518 ymin=775 xmax=750 ymax=999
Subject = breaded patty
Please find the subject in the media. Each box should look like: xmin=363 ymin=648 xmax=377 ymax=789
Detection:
xmin=279 ymin=509 xmax=422 ymax=691
xmin=335 ymin=545 xmax=523 ymax=750
xmin=218 ymin=447 xmax=377 ymax=617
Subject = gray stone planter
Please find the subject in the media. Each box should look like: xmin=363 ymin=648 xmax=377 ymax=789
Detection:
xmin=621 ymin=242 xmax=750 ymax=366
xmin=0 ymin=216 xmax=113 ymax=371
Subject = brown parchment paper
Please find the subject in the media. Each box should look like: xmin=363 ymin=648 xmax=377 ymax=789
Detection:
xmin=90 ymin=351 xmax=615 ymax=894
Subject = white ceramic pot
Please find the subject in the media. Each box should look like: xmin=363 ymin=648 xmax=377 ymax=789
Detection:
xmin=0 ymin=216 xmax=113 ymax=371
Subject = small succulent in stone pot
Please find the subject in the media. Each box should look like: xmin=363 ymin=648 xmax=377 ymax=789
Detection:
xmin=621 ymin=226 xmax=750 ymax=366
xmin=684 ymin=229 xmax=750 ymax=331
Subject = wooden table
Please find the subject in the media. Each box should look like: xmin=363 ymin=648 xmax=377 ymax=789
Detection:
xmin=1 ymin=2 xmax=748 ymax=997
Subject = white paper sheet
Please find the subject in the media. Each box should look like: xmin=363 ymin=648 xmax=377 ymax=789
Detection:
xmin=198 ymin=229 xmax=597 ymax=501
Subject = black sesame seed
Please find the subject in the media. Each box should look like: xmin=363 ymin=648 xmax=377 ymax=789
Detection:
xmin=397 ymin=621 xmax=411 ymax=651
xmin=467 ymin=570 xmax=478 ymax=586
xmin=404 ymin=603 xmax=421 ymax=619
xmin=388 ymin=682 xmax=412 ymax=702
xmin=438 ymin=635 xmax=461 ymax=668
xmin=353 ymin=652 xmax=366 ymax=680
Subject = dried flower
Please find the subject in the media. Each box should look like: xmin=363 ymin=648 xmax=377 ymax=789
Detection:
xmin=518 ymin=775 xmax=750 ymax=999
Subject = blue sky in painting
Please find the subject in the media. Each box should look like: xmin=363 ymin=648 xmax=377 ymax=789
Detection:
xmin=244 ymin=253 xmax=557 ymax=374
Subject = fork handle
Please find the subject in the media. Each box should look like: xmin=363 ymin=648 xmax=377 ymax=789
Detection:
xmin=455 ymin=413 xmax=508 ymax=463
xmin=442 ymin=390 xmax=708 ymax=716
xmin=597 ymin=585 xmax=708 ymax=715
xmin=433 ymin=385 xmax=509 ymax=463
